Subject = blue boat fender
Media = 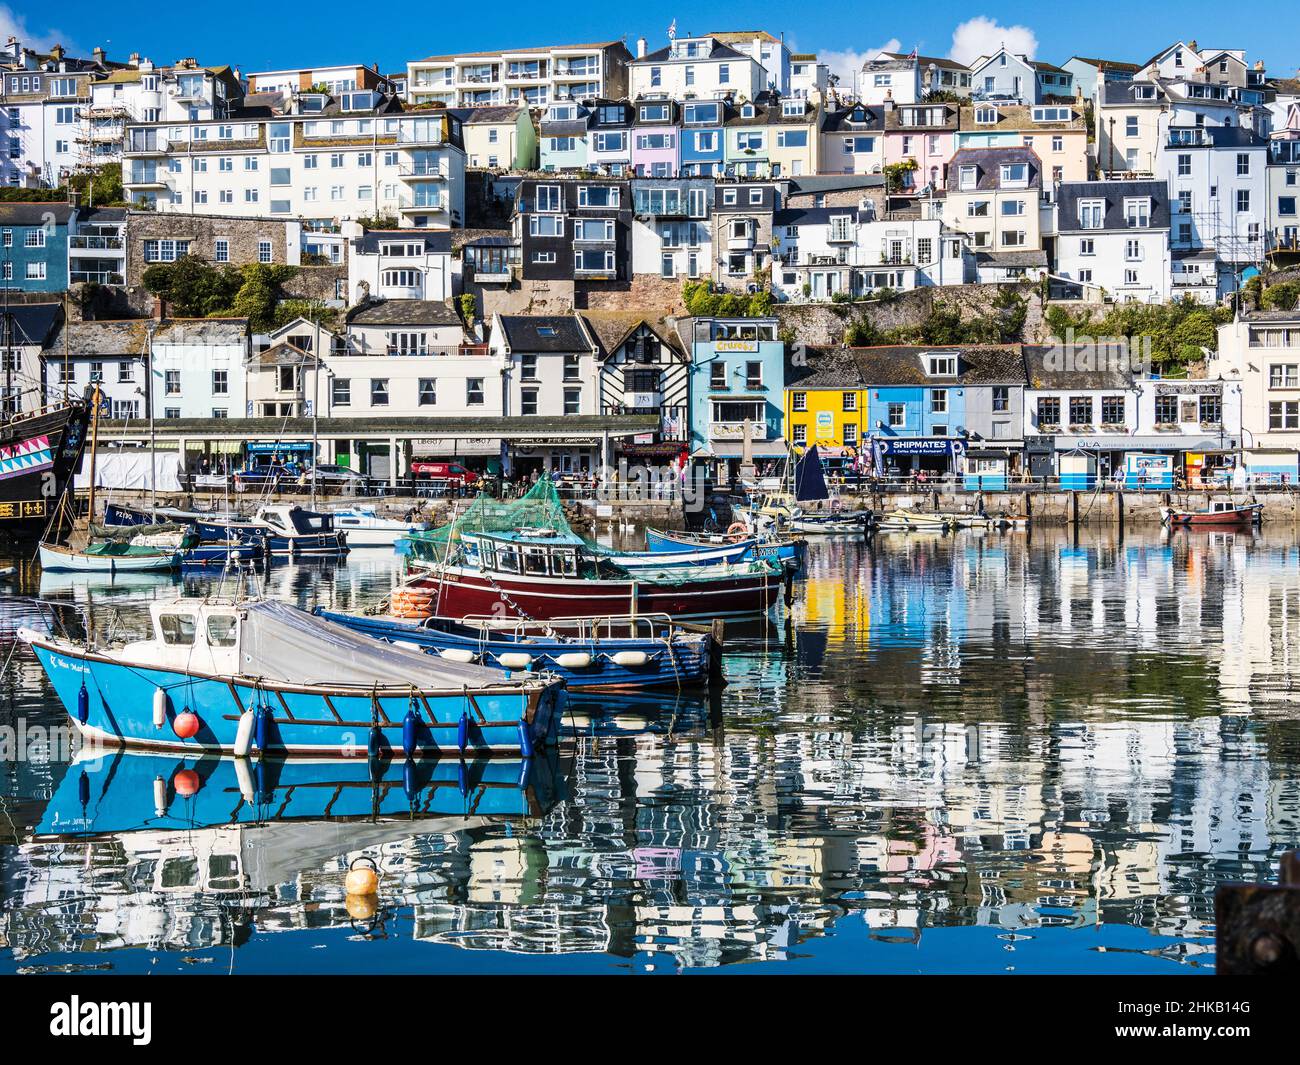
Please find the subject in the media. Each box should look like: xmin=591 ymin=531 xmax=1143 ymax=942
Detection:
xmin=77 ymin=769 xmax=90 ymax=809
xmin=518 ymin=719 xmax=534 ymax=758
xmin=516 ymin=758 xmax=532 ymax=791
xmin=402 ymin=707 xmax=419 ymax=758
xmin=367 ymin=725 xmax=383 ymax=760
xmin=458 ymin=759 xmax=469 ymax=797
xmin=254 ymin=705 xmax=272 ymax=752
xmin=76 ymin=682 xmax=89 ymax=725
xmin=403 ymin=758 xmax=418 ymax=802
xmin=457 ymin=711 xmax=469 ymax=753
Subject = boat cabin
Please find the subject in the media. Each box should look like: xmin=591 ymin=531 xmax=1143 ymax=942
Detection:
xmin=255 ymin=505 xmax=337 ymax=535
xmin=466 ymin=529 xmax=584 ymax=578
xmin=120 ymin=600 xmax=245 ymax=675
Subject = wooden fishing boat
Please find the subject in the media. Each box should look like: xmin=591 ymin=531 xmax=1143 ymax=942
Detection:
xmin=1162 ymin=500 xmax=1264 ymax=528
xmin=315 ymin=609 xmax=722 ymax=691
xmin=462 ymin=528 xmax=754 ymax=570
xmin=19 ymin=597 xmax=566 ymax=757
xmin=408 ymin=528 xmax=785 ymax=621
xmin=39 ymin=539 xmax=181 ymax=573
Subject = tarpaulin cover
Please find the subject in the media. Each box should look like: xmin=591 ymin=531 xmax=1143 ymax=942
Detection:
xmin=239 ymin=600 xmax=516 ymax=689
xmin=75 ymin=451 xmax=183 ymax=493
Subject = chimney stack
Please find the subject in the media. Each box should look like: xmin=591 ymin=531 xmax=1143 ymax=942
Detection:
xmin=92 ymin=46 xmax=105 ymax=66
xmin=636 ymin=37 xmax=647 ymax=59
xmin=153 ymin=295 xmax=166 ymax=320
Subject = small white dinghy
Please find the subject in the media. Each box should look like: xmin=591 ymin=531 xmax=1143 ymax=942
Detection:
xmin=38 ymin=540 xmax=181 ymax=574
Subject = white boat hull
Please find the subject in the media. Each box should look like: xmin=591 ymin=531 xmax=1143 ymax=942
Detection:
xmin=39 ymin=543 xmax=180 ymax=573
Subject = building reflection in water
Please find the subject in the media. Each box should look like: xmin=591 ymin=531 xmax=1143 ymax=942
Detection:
xmin=3 ymin=528 xmax=1300 ymax=972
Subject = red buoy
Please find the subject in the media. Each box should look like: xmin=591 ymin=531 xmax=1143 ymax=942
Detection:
xmin=173 ymin=711 xmax=200 ymax=739
xmin=173 ymin=769 xmax=201 ymax=796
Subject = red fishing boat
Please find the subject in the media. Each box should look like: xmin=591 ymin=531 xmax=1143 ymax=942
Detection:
xmin=1161 ymin=499 xmax=1264 ymax=528
xmin=407 ymin=528 xmax=786 ymax=621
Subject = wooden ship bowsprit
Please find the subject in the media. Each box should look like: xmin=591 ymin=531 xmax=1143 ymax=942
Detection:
xmin=0 ymin=307 xmax=93 ymax=539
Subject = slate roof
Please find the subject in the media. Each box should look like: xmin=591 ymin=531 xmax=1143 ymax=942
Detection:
xmin=347 ymin=300 xmax=462 ymax=327
xmin=790 ymin=345 xmax=1030 ymax=389
xmin=786 ymin=174 xmax=886 ymax=196
xmin=1068 ymin=57 xmax=1141 ymax=73
xmin=0 ymin=202 xmax=73 ymax=226
xmin=1056 ymin=180 xmax=1171 ymax=233
xmin=353 ymin=229 xmax=452 ymax=255
xmin=948 ymin=147 xmax=1042 ymax=189
xmin=974 ymin=249 xmax=1049 ymax=268
xmin=958 ymin=103 xmax=1084 ymax=131
xmin=774 ymin=206 xmax=862 ymax=227
xmin=578 ymin=311 xmax=686 ymax=359
xmin=631 ymin=39 xmax=748 ymax=66
xmin=1023 ymin=344 xmax=1132 ymax=389
xmin=880 ymin=52 xmax=970 ymax=72
xmin=820 ymin=105 xmax=885 ymax=133
xmin=45 ymin=318 xmax=247 ymax=356
xmin=1101 ymin=81 xmax=1170 ymax=106
xmin=496 ymin=314 xmax=593 ymax=353
xmin=5 ymin=303 xmax=63 ymax=347
xmin=1167 ymin=125 xmax=1268 ymax=148
xmin=450 ymin=106 xmax=525 ymax=125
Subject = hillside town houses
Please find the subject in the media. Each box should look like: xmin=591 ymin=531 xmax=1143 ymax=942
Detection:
xmin=4 ymin=25 xmax=1300 ymax=488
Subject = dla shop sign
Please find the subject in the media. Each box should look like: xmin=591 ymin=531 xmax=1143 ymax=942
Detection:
xmin=815 ymin=410 xmax=834 ymax=438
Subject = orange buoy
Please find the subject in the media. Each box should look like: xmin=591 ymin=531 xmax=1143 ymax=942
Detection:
xmin=173 ymin=711 xmax=200 ymax=739
xmin=345 ymin=856 xmax=380 ymax=896
xmin=173 ymin=769 xmax=201 ymax=796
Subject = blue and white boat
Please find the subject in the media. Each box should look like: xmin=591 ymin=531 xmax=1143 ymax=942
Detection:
xmin=644 ymin=527 xmax=807 ymax=570
xmin=19 ymin=597 xmax=566 ymax=757
xmin=181 ymin=540 xmax=267 ymax=567
xmin=315 ymin=609 xmax=722 ymax=691
xmin=106 ymin=502 xmax=349 ymax=557
xmin=329 ymin=505 xmax=429 ymax=548
xmin=33 ymin=749 xmax=567 ymax=839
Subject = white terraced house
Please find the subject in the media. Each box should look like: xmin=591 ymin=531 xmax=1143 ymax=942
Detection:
xmin=122 ymin=83 xmax=465 ymax=229
xmin=405 ymin=41 xmax=632 ymax=109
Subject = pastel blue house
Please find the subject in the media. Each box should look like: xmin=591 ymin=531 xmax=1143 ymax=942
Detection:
xmin=679 ymin=100 xmax=726 ymax=176
xmin=538 ymin=102 xmax=590 ymax=172
xmin=971 ymin=49 xmax=1074 ymax=104
xmin=0 ymin=202 xmax=71 ymax=293
xmin=685 ymin=317 xmax=786 ymax=476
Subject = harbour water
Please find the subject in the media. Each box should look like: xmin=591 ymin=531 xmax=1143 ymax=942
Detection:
xmin=2 ymin=526 xmax=1299 ymax=974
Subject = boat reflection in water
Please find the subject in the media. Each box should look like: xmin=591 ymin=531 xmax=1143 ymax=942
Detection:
xmin=4 ymin=751 xmax=566 ymax=962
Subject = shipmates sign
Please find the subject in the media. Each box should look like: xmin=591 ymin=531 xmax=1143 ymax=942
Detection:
xmin=879 ymin=438 xmax=965 ymax=456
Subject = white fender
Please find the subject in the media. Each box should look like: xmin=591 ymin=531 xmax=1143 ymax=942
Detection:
xmin=438 ymin=647 xmax=479 ymax=664
xmin=233 ymin=755 xmax=256 ymax=802
xmin=392 ymin=640 xmax=423 ymax=652
xmin=233 ymin=709 xmax=256 ymax=758
xmin=554 ymin=651 xmax=593 ymax=669
xmin=497 ymin=652 xmax=533 ymax=670
xmin=152 ymin=688 xmax=168 ymax=729
xmin=153 ymin=775 xmax=167 ymax=818
xmin=611 ymin=650 xmax=649 ymax=667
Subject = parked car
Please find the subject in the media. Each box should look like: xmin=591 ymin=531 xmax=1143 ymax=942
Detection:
xmin=303 ymin=464 xmax=369 ymax=492
xmin=411 ymin=462 xmax=480 ymax=488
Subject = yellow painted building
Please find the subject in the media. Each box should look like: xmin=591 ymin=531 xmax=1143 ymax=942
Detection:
xmin=784 ymin=380 xmax=867 ymax=451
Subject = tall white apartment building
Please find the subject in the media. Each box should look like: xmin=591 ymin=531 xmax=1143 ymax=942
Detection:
xmin=406 ymin=41 xmax=632 ymax=109
xmin=123 ymin=83 xmax=466 ymax=229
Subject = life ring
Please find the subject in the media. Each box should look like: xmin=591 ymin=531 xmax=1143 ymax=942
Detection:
xmin=726 ymin=521 xmax=748 ymax=540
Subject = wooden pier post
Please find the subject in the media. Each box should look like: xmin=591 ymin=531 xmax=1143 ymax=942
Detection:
xmin=1070 ymin=490 xmax=1080 ymax=529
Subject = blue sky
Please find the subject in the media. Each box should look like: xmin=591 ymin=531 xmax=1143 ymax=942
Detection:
xmin=7 ymin=2 xmax=1298 ymax=83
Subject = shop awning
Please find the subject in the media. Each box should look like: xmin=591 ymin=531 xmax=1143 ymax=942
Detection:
xmin=1048 ymin=434 xmax=1241 ymax=451
xmin=413 ymin=438 xmax=502 ymax=457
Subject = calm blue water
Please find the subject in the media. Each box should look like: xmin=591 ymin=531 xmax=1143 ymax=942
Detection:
xmin=2 ymin=526 xmax=1298 ymax=974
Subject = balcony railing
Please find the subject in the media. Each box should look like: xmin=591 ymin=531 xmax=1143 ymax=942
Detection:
xmin=70 ymin=270 xmax=124 ymax=284
xmin=398 ymin=164 xmax=448 ymax=180
xmin=383 ymin=344 xmax=491 ymax=358
xmin=69 ymin=235 xmax=124 ymax=250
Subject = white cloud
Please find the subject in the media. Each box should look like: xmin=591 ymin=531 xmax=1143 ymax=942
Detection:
xmin=948 ymin=16 xmax=1038 ymax=66
xmin=0 ymin=6 xmax=80 ymax=56
xmin=819 ymin=40 xmax=902 ymax=91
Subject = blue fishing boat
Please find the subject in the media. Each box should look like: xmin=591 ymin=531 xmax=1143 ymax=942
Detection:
xmin=19 ymin=597 xmax=565 ymax=757
xmin=643 ymin=527 xmax=807 ymax=570
xmin=106 ymin=502 xmax=349 ymax=557
xmin=460 ymin=527 xmax=752 ymax=570
xmin=315 ymin=609 xmax=723 ymax=691
xmin=34 ymin=749 xmax=567 ymax=838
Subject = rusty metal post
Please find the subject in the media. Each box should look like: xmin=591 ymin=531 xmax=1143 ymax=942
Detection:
xmin=1216 ymin=850 xmax=1300 ymax=974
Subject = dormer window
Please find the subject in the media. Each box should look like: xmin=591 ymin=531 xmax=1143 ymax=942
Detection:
xmin=928 ymin=354 xmax=957 ymax=376
xmin=339 ymin=91 xmax=377 ymax=112
xmin=1032 ymin=106 xmax=1071 ymax=122
xmin=975 ymin=106 xmax=998 ymax=124
xmin=741 ymin=103 xmax=755 ymax=118
xmin=782 ymin=100 xmax=803 ymax=117
xmin=1000 ymin=162 xmax=1028 ymax=186
xmin=958 ymin=165 xmax=977 ymax=190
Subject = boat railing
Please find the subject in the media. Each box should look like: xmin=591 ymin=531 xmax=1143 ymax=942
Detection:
xmin=454 ymin=612 xmax=698 ymax=641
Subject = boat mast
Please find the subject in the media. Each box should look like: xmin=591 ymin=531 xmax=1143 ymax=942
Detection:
xmin=86 ymin=383 xmax=101 ymax=524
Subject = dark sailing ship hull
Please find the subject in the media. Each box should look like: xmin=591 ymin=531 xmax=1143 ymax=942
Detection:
xmin=0 ymin=401 xmax=91 ymax=538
